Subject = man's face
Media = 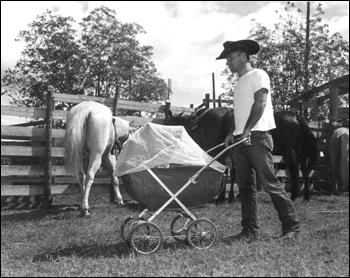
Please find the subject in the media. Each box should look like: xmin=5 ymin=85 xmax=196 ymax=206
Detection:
xmin=226 ymin=52 xmax=244 ymax=73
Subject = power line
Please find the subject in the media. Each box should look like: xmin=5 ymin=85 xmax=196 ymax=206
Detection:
xmin=329 ymin=2 xmax=340 ymax=19
xmin=171 ymin=73 xmax=212 ymax=84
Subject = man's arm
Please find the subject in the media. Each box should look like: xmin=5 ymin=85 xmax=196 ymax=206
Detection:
xmin=241 ymin=88 xmax=268 ymax=139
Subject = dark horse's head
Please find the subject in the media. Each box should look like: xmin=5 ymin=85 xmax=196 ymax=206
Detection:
xmin=166 ymin=110 xmax=193 ymax=129
xmin=166 ymin=108 xmax=210 ymax=132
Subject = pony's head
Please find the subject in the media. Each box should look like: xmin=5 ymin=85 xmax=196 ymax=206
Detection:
xmin=112 ymin=117 xmax=131 ymax=152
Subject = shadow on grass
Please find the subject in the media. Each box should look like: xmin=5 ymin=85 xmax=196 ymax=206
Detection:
xmin=256 ymin=189 xmax=347 ymax=204
xmin=123 ymin=201 xmax=147 ymax=212
xmin=1 ymin=210 xmax=55 ymax=223
xmin=1 ymin=201 xmax=80 ymax=223
xmin=32 ymin=239 xmax=188 ymax=261
xmin=1 ymin=196 xmax=45 ymax=211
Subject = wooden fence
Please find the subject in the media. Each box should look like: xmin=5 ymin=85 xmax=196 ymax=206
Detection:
xmin=1 ymin=93 xmax=195 ymax=205
xmin=2 ymin=92 xmax=348 ymax=202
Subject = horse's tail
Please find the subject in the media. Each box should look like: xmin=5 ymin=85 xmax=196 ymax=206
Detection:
xmin=297 ymin=115 xmax=319 ymax=168
xmin=64 ymin=103 xmax=90 ymax=182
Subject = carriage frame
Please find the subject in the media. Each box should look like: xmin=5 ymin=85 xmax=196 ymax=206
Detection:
xmin=120 ymin=138 xmax=247 ymax=255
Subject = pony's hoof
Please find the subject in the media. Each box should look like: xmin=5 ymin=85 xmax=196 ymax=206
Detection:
xmin=114 ymin=199 xmax=125 ymax=207
xmin=118 ymin=201 xmax=125 ymax=207
xmin=80 ymin=209 xmax=91 ymax=217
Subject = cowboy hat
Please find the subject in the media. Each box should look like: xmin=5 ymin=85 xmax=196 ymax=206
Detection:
xmin=216 ymin=39 xmax=260 ymax=60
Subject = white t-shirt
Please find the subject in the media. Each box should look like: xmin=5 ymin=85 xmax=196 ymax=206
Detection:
xmin=233 ymin=68 xmax=275 ymax=135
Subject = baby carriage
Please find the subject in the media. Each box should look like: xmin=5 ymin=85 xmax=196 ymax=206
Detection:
xmin=115 ymin=123 xmax=247 ymax=254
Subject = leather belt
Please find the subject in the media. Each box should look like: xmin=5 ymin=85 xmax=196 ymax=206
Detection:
xmin=234 ymin=130 xmax=269 ymax=140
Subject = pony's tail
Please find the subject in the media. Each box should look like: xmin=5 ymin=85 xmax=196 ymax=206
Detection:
xmin=64 ymin=104 xmax=90 ymax=182
xmin=297 ymin=115 xmax=319 ymax=168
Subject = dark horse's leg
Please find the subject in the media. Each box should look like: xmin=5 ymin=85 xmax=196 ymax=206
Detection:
xmin=227 ymin=163 xmax=236 ymax=203
xmin=298 ymin=150 xmax=310 ymax=201
xmin=285 ymin=152 xmax=299 ymax=201
xmin=216 ymin=168 xmax=229 ymax=204
xmin=217 ymin=153 xmax=237 ymax=204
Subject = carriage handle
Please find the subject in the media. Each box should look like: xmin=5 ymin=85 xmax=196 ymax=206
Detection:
xmin=190 ymin=138 xmax=249 ymax=182
xmin=207 ymin=138 xmax=248 ymax=166
xmin=206 ymin=136 xmax=250 ymax=154
xmin=206 ymin=143 xmax=225 ymax=154
xmin=206 ymin=138 xmax=249 ymax=155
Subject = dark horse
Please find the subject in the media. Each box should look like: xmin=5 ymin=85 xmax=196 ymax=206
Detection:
xmin=167 ymin=108 xmax=318 ymax=202
xmin=167 ymin=107 xmax=237 ymax=203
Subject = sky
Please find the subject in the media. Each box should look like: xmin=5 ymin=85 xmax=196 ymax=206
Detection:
xmin=1 ymin=1 xmax=349 ymax=121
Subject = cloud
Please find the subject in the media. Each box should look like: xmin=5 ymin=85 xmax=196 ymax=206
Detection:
xmin=1 ymin=1 xmax=349 ymax=110
xmin=318 ymin=1 xmax=349 ymax=17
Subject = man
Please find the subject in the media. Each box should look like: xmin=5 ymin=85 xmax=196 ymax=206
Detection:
xmin=216 ymin=40 xmax=300 ymax=240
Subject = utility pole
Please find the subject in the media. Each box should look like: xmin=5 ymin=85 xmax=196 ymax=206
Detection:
xmin=304 ymin=1 xmax=310 ymax=93
xmin=167 ymin=79 xmax=172 ymax=100
xmin=212 ymin=73 xmax=216 ymax=108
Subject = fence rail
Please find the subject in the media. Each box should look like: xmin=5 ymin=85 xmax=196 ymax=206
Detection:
xmin=1 ymin=93 xmax=197 ymax=201
xmin=2 ymin=91 xmax=343 ymax=200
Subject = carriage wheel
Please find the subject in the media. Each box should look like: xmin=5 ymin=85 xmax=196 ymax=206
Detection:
xmin=129 ymin=222 xmax=163 ymax=255
xmin=120 ymin=216 xmax=146 ymax=242
xmin=170 ymin=214 xmax=193 ymax=241
xmin=185 ymin=218 xmax=218 ymax=249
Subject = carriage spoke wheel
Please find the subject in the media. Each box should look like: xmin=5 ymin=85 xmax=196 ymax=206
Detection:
xmin=170 ymin=214 xmax=193 ymax=241
xmin=129 ymin=222 xmax=163 ymax=255
xmin=121 ymin=216 xmax=146 ymax=242
xmin=186 ymin=218 xmax=218 ymax=250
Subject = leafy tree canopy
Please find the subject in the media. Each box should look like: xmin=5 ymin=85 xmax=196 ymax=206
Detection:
xmin=2 ymin=6 xmax=170 ymax=113
xmin=220 ymin=2 xmax=349 ymax=120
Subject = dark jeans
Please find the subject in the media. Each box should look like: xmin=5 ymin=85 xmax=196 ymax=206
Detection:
xmin=233 ymin=131 xmax=300 ymax=234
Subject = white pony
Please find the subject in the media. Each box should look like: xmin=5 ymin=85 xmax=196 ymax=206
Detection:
xmin=64 ymin=101 xmax=130 ymax=216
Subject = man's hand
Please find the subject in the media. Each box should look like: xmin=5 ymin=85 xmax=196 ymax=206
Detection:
xmin=241 ymin=129 xmax=251 ymax=145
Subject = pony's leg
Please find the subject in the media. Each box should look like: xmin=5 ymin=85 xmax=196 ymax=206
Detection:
xmin=78 ymin=173 xmax=86 ymax=202
xmin=81 ymin=154 xmax=102 ymax=216
xmin=103 ymin=153 xmax=125 ymax=206
xmin=78 ymin=155 xmax=88 ymax=200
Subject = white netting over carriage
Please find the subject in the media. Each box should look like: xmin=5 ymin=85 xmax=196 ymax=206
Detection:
xmin=115 ymin=123 xmax=226 ymax=176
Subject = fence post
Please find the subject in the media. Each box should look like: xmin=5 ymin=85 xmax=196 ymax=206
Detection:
xmin=329 ymin=86 xmax=339 ymax=123
xmin=165 ymin=101 xmax=171 ymax=124
xmin=43 ymin=90 xmax=53 ymax=209
xmin=212 ymin=73 xmax=216 ymax=108
xmin=312 ymin=98 xmax=319 ymax=121
xmin=298 ymin=101 xmax=304 ymax=117
xmin=205 ymin=94 xmax=210 ymax=109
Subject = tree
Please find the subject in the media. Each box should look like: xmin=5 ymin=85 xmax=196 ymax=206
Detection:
xmin=221 ymin=2 xmax=349 ymax=119
xmin=2 ymin=10 xmax=83 ymax=108
xmin=78 ymin=6 xmax=169 ymax=116
xmin=2 ymin=6 xmax=170 ymax=113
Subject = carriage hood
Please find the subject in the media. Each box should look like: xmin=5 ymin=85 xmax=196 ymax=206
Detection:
xmin=115 ymin=123 xmax=226 ymax=176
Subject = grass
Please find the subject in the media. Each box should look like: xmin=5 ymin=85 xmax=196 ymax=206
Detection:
xmin=1 ymin=189 xmax=349 ymax=277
